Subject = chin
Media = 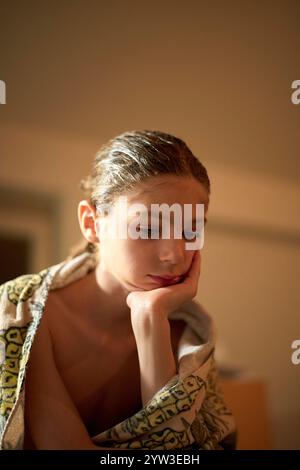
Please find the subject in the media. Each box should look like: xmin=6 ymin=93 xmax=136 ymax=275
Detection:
xmin=129 ymin=286 xmax=148 ymax=292
xmin=122 ymin=279 xmax=147 ymax=291
xmin=128 ymin=277 xmax=157 ymax=292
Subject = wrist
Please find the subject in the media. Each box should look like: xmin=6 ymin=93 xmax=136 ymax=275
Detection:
xmin=130 ymin=306 xmax=169 ymax=332
xmin=130 ymin=311 xmax=176 ymax=406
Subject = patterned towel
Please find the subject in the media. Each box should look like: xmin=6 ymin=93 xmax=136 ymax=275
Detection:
xmin=0 ymin=249 xmax=236 ymax=450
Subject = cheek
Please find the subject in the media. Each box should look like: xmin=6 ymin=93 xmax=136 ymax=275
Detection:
xmin=106 ymin=240 xmax=140 ymax=272
xmin=124 ymin=242 xmax=153 ymax=272
xmin=99 ymin=238 xmax=126 ymax=268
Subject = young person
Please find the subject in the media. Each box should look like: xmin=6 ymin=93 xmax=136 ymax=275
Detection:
xmin=0 ymin=130 xmax=236 ymax=450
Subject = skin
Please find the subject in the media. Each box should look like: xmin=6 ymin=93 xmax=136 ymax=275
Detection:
xmin=24 ymin=174 xmax=209 ymax=450
xmin=78 ymin=174 xmax=209 ymax=405
xmin=78 ymin=175 xmax=209 ymax=335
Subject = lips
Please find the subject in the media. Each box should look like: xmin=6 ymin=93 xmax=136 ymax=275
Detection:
xmin=148 ymin=274 xmax=183 ymax=285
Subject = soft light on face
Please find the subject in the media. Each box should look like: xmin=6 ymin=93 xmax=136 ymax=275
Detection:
xmin=96 ymin=175 xmax=209 ymax=292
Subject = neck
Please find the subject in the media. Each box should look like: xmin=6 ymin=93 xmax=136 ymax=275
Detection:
xmin=90 ymin=265 xmax=132 ymax=333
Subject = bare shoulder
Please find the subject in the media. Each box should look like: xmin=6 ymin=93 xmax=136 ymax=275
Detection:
xmin=24 ymin=291 xmax=98 ymax=449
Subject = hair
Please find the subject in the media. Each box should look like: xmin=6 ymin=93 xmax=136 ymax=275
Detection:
xmin=67 ymin=129 xmax=211 ymax=260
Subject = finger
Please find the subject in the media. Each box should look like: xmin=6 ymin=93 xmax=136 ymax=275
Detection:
xmin=126 ymin=292 xmax=133 ymax=308
xmin=186 ymin=250 xmax=200 ymax=278
xmin=179 ymin=253 xmax=200 ymax=292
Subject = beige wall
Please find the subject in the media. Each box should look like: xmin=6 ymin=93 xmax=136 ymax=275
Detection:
xmin=0 ymin=0 xmax=299 ymax=449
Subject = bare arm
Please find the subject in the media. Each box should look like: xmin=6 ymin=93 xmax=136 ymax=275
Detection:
xmin=24 ymin=313 xmax=117 ymax=450
xmin=131 ymin=311 xmax=177 ymax=406
xmin=127 ymin=251 xmax=201 ymax=407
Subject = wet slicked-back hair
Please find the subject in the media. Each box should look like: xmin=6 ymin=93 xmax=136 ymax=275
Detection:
xmin=68 ymin=130 xmax=210 ymax=259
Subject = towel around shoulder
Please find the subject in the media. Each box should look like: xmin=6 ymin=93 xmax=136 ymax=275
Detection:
xmin=0 ymin=250 xmax=236 ymax=450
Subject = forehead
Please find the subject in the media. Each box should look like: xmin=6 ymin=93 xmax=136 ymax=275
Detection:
xmin=126 ymin=175 xmax=209 ymax=208
xmin=109 ymin=175 xmax=209 ymax=225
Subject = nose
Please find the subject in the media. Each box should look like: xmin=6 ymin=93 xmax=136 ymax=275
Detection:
xmin=158 ymin=237 xmax=186 ymax=265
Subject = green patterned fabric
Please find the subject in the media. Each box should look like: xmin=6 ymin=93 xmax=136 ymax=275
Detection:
xmin=0 ymin=249 xmax=236 ymax=450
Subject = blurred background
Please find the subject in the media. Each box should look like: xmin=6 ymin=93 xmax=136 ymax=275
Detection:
xmin=0 ymin=0 xmax=299 ymax=449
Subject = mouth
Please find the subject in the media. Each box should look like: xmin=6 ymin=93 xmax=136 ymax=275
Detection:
xmin=148 ymin=274 xmax=183 ymax=285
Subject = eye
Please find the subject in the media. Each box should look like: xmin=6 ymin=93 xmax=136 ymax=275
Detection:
xmin=139 ymin=227 xmax=160 ymax=238
xmin=138 ymin=226 xmax=202 ymax=239
xmin=183 ymin=231 xmax=201 ymax=240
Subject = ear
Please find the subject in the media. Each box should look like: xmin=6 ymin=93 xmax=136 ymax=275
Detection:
xmin=77 ymin=200 xmax=100 ymax=244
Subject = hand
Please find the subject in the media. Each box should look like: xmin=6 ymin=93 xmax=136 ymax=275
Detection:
xmin=126 ymin=250 xmax=201 ymax=322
